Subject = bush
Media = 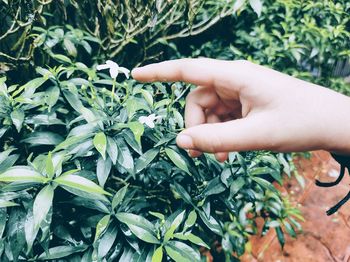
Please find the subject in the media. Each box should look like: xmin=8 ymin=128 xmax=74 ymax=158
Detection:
xmin=1 ymin=0 xmax=348 ymax=261
xmin=0 ymin=59 xmax=302 ymax=261
xmin=171 ymin=0 xmax=350 ymax=93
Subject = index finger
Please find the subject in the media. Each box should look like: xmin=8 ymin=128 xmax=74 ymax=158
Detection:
xmin=131 ymin=58 xmax=232 ymax=88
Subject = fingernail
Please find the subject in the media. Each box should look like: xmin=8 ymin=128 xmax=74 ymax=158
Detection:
xmin=177 ymin=135 xmax=194 ymax=149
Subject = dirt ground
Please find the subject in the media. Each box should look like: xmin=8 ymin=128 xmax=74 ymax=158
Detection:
xmin=242 ymin=151 xmax=350 ymax=262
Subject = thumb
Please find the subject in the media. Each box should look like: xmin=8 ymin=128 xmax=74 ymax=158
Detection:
xmin=176 ymin=117 xmax=269 ymax=153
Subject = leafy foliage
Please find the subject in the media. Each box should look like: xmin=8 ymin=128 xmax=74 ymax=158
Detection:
xmin=1 ymin=0 xmax=348 ymax=261
xmin=175 ymin=0 xmax=350 ymax=93
xmin=0 ymin=61 xmax=301 ymax=260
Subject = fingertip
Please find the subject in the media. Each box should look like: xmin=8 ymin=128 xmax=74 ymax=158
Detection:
xmin=176 ymin=134 xmax=194 ymax=149
xmin=189 ymin=149 xmax=202 ymax=158
xmin=131 ymin=67 xmax=144 ymax=80
xmin=215 ymin=152 xmax=228 ymax=163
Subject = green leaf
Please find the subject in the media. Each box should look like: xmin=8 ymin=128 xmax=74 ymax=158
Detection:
xmin=0 ymin=154 xmax=18 ymax=174
xmin=0 ymin=127 xmax=8 ymax=138
xmin=152 ymin=246 xmax=163 ymax=262
xmin=164 ymin=210 xmax=185 ymax=242
xmin=53 ymin=134 xmax=91 ymax=152
xmin=123 ymin=129 xmax=143 ymax=155
xmin=125 ymin=97 xmax=150 ymax=119
xmin=98 ymin=221 xmax=118 ymax=258
xmin=93 ymin=132 xmax=107 ymax=160
xmin=45 ymin=86 xmax=60 ymax=111
xmin=22 ymin=131 xmax=64 ymax=146
xmin=112 ymin=184 xmax=128 ymax=210
xmin=13 ymin=77 xmax=47 ymax=98
xmin=63 ymin=38 xmax=77 ymax=57
xmin=229 ymin=176 xmax=245 ymax=197
xmin=140 ymin=89 xmax=153 ymax=107
xmin=38 ymin=245 xmax=88 ymax=260
xmin=45 ymin=152 xmax=55 ymax=179
xmin=81 ymin=107 xmax=102 ymax=127
xmin=0 ymin=166 xmax=47 ymax=183
xmin=54 ymin=174 xmax=112 ymax=196
xmin=199 ymin=176 xmax=226 ymax=199
xmin=117 ymin=212 xmax=160 ymax=244
xmin=135 ymin=148 xmax=159 ymax=173
xmin=233 ymin=0 xmax=245 ymax=13
xmin=173 ymin=233 xmax=209 ymax=249
xmin=33 ymin=185 xmax=54 ymax=230
xmin=198 ymin=210 xmax=223 ymax=236
xmin=249 ymin=0 xmax=263 ymax=16
xmin=128 ymin=121 xmax=144 ymax=145
xmin=172 ymin=182 xmax=193 ymax=205
xmin=0 ymin=208 xmax=6 ymax=238
xmin=10 ymin=109 xmax=24 ymax=132
xmin=165 ymin=241 xmax=200 ymax=262
xmin=127 ymin=224 xmax=160 ymax=244
xmin=275 ymin=226 xmax=285 ymax=248
xmin=116 ymin=212 xmax=155 ymax=231
xmin=50 ymin=53 xmax=72 ymax=64
xmin=0 ymin=199 xmax=19 ymax=208
xmin=94 ymin=215 xmax=111 ymax=242
xmin=96 ymin=156 xmax=112 ymax=187
xmin=149 ymin=211 xmax=165 ymax=220
xmin=250 ymin=166 xmax=282 ymax=185
xmin=165 ymin=147 xmax=191 ymax=175
xmin=7 ymin=207 xmax=26 ymax=260
xmin=283 ymin=221 xmax=296 ymax=238
xmin=184 ymin=210 xmax=197 ymax=231
xmin=116 ymin=137 xmax=134 ymax=174
xmin=186 ymin=233 xmax=210 ymax=249
xmin=251 ymin=177 xmax=279 ymax=194
xmin=62 ymin=90 xmax=84 ymax=112
xmin=107 ymin=136 xmax=118 ymax=165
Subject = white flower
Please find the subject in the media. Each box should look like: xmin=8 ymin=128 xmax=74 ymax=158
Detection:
xmin=138 ymin=114 xmax=161 ymax=128
xmin=96 ymin=60 xmax=130 ymax=79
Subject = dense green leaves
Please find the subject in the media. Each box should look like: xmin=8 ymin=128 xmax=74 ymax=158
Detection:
xmin=0 ymin=1 xmax=321 ymax=259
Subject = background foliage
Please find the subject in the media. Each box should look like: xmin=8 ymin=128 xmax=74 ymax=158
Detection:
xmin=0 ymin=0 xmax=349 ymax=261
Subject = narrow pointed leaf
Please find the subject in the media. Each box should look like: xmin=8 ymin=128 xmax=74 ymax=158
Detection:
xmin=152 ymin=246 xmax=163 ymax=262
xmin=165 ymin=148 xmax=190 ymax=175
xmin=33 ymin=184 xmax=54 ymax=230
xmin=54 ymin=174 xmax=112 ymax=196
xmin=135 ymin=148 xmax=159 ymax=173
xmin=10 ymin=109 xmax=24 ymax=132
xmin=112 ymin=184 xmax=128 ymax=210
xmin=0 ymin=166 xmax=47 ymax=183
xmin=93 ymin=132 xmax=107 ymax=160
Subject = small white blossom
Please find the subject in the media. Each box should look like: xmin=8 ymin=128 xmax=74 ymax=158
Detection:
xmin=96 ymin=60 xmax=130 ymax=79
xmin=138 ymin=114 xmax=161 ymax=128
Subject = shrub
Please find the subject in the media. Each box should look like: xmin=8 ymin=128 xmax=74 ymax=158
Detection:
xmin=0 ymin=0 xmax=238 ymax=72
xmin=171 ymin=0 xmax=350 ymax=93
xmin=0 ymin=59 xmax=301 ymax=261
xmin=2 ymin=0 xmax=347 ymax=261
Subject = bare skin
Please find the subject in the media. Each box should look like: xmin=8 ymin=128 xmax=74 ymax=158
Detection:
xmin=132 ymin=58 xmax=350 ymax=162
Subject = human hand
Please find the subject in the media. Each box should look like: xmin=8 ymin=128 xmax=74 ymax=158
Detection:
xmin=132 ymin=58 xmax=350 ymax=161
